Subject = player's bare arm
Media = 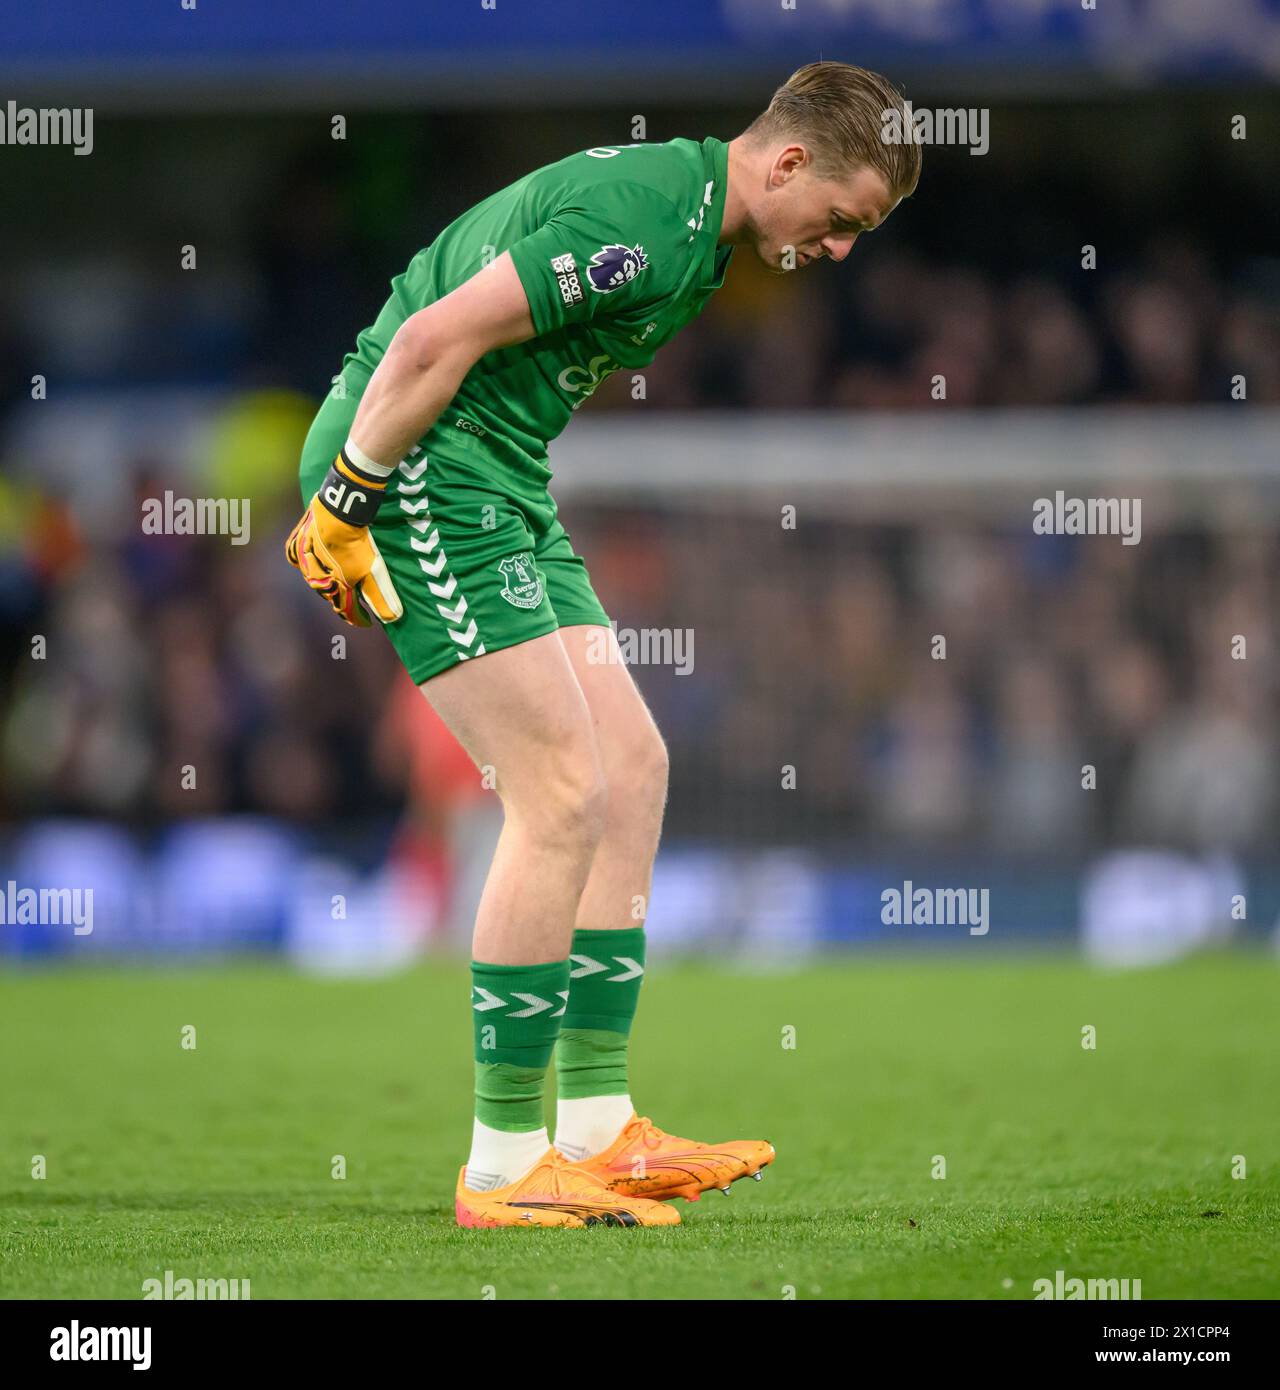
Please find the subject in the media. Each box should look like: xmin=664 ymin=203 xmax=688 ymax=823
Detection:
xmin=284 ymin=255 xmax=536 ymax=627
xmin=349 ymin=253 xmax=535 ymax=469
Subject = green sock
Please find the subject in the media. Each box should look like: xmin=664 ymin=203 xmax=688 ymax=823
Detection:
xmin=556 ymin=927 xmax=646 ymax=1101
xmin=471 ymin=959 xmax=569 ymax=1132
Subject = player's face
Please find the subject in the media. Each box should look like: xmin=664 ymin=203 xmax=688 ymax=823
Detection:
xmin=751 ymin=151 xmax=898 ymax=274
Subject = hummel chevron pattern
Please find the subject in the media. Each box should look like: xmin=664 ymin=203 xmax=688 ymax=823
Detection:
xmin=473 ymin=987 xmax=570 ymax=1018
xmin=472 ymin=986 xmax=507 ymax=1012
xmin=398 ymin=452 xmax=427 ymax=493
xmin=570 ymin=954 xmax=645 ymax=982
xmin=397 ymin=455 xmax=486 ymax=660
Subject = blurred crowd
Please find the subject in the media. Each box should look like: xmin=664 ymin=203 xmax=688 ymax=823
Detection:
xmin=575 ymin=507 xmax=1279 ymax=852
xmin=2 ymin=471 xmax=1275 ymax=859
xmin=603 ymin=508 xmax=1273 ymax=845
xmin=596 ymin=236 xmax=1280 ymax=412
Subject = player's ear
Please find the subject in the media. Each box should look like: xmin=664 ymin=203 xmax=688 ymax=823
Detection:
xmin=773 ymin=144 xmax=807 ymax=185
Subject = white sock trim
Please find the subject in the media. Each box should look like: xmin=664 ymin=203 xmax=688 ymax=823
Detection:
xmin=463 ymin=1119 xmax=548 ymax=1192
xmin=554 ymin=1095 xmax=634 ymax=1162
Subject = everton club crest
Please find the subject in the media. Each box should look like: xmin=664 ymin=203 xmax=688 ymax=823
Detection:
xmin=497 ymin=553 xmax=545 ymax=609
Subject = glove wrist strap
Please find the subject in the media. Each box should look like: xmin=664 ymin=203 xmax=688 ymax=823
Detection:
xmin=316 ymin=448 xmax=388 ymax=528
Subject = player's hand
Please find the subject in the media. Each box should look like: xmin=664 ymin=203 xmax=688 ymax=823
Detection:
xmin=285 ymin=451 xmax=403 ymax=627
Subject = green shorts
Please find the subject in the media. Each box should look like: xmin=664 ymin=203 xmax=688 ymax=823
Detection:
xmin=299 ymin=391 xmax=609 ymax=685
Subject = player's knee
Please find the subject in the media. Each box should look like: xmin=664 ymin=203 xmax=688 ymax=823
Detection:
xmin=639 ymin=727 xmax=669 ymax=810
xmin=619 ymin=722 xmax=669 ymax=820
xmin=542 ymin=750 xmax=608 ymax=854
xmin=506 ymin=725 xmax=607 ymax=855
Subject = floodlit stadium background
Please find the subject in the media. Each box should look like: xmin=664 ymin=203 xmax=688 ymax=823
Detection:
xmin=2 ymin=1 xmax=1279 ymax=969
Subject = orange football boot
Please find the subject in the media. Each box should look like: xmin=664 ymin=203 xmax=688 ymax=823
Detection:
xmin=454 ymin=1148 xmax=681 ymax=1228
xmin=573 ymin=1114 xmax=775 ymax=1201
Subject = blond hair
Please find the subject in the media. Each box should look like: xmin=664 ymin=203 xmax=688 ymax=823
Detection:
xmin=744 ymin=61 xmax=921 ymax=199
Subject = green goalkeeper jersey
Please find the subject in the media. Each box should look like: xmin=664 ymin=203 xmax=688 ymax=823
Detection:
xmin=337 ymin=136 xmax=732 ymax=486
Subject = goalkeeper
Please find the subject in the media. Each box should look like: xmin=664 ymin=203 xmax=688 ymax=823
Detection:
xmin=287 ymin=62 xmax=919 ymax=1228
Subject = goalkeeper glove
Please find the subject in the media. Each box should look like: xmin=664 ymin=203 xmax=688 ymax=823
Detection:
xmin=285 ymin=447 xmax=403 ymax=627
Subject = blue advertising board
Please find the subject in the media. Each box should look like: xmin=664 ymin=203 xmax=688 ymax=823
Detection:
xmin=3 ymin=1 xmax=1278 ymax=87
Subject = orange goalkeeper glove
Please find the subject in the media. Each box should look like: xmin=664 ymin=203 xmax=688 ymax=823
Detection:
xmin=285 ymin=448 xmax=403 ymax=627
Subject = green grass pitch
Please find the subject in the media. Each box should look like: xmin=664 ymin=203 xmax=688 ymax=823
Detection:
xmin=2 ymin=953 xmax=1277 ymax=1299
